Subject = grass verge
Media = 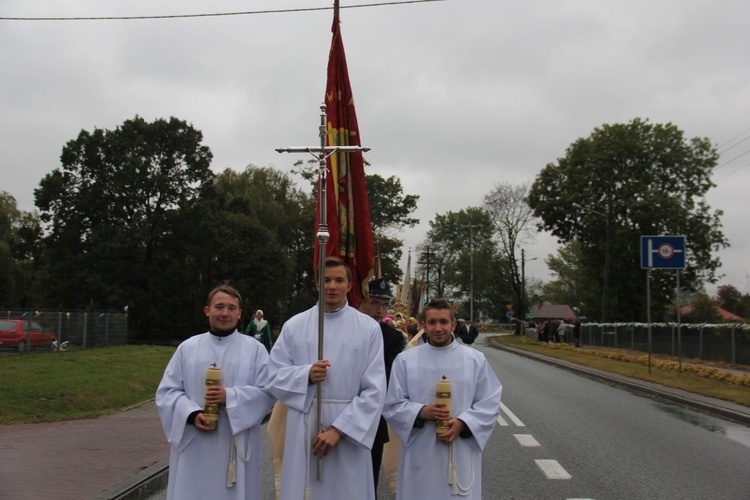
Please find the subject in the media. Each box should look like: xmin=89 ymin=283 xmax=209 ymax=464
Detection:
xmin=491 ymin=335 xmax=750 ymax=408
xmin=0 ymin=345 xmax=175 ymax=424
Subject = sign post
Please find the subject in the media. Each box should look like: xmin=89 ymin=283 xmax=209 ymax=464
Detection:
xmin=640 ymin=236 xmax=686 ymax=374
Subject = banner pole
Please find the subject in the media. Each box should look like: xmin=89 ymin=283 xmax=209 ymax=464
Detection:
xmin=315 ymin=104 xmax=328 ymax=480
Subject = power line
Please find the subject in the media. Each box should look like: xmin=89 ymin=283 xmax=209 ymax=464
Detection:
xmin=713 ymin=125 xmax=750 ymax=179
xmin=0 ymin=0 xmax=445 ymax=22
xmin=717 ymin=133 xmax=750 ymax=156
xmin=715 ymin=161 xmax=750 ymax=182
xmin=717 ymin=125 xmax=750 ymax=154
xmin=715 ymin=148 xmax=750 ymax=171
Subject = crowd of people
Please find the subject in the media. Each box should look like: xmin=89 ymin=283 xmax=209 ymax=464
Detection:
xmin=155 ymin=257 xmax=503 ymax=500
xmin=531 ymin=318 xmax=583 ymax=347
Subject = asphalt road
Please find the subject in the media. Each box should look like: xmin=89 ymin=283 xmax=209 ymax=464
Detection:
xmin=148 ymin=335 xmax=750 ymax=499
xmin=481 ymin=338 xmax=750 ymax=499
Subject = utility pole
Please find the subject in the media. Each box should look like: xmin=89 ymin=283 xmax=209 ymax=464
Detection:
xmin=418 ymin=250 xmax=436 ymax=301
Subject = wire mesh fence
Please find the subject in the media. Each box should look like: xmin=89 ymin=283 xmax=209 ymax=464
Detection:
xmin=572 ymin=323 xmax=750 ymax=365
xmin=1 ymin=310 xmax=129 ymax=351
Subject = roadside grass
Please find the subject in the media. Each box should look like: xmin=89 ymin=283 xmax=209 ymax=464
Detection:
xmin=4 ymin=336 xmax=747 ymax=425
xmin=491 ymin=334 xmax=750 ymax=408
xmin=0 ymin=345 xmax=175 ymax=424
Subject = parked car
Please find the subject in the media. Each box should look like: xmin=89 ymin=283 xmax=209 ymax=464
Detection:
xmin=0 ymin=319 xmax=57 ymax=352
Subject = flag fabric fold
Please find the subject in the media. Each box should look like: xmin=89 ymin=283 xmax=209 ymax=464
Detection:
xmin=314 ymin=9 xmax=374 ymax=309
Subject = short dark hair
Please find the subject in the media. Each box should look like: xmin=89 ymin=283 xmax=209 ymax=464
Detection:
xmin=207 ymin=283 xmax=242 ymax=307
xmin=406 ymin=321 xmax=420 ymax=337
xmin=317 ymin=256 xmax=352 ymax=283
xmin=421 ymin=298 xmax=455 ymax=321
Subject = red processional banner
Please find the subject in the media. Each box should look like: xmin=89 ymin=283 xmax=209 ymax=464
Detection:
xmin=313 ymin=9 xmax=374 ymax=309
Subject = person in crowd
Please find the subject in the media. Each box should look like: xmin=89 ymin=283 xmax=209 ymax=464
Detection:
xmin=463 ymin=318 xmax=479 ymax=345
xmin=537 ymin=320 xmax=547 ymax=342
xmin=383 ymin=298 xmax=502 ymax=499
xmin=156 ymin=283 xmax=276 ymax=500
xmin=362 ymin=277 xmax=405 ymax=496
xmin=546 ymin=320 xmax=556 ymax=344
xmin=453 ymin=318 xmax=467 ymax=343
xmin=557 ymin=320 xmax=567 ymax=344
xmin=245 ymin=309 xmax=273 ymax=351
xmin=405 ymin=318 xmax=420 ymax=344
xmin=267 ymin=257 xmax=386 ymax=500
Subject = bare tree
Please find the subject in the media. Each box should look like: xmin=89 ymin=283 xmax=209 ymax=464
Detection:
xmin=483 ymin=182 xmax=536 ymax=320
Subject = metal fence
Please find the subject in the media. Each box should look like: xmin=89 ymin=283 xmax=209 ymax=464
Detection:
xmin=535 ymin=323 xmax=750 ymax=365
xmin=2 ymin=310 xmax=129 ymax=350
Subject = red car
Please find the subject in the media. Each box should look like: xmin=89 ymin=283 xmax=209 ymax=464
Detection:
xmin=0 ymin=319 xmax=57 ymax=351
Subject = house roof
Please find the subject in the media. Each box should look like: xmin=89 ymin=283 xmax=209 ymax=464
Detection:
xmin=680 ymin=305 xmax=743 ymax=321
xmin=530 ymin=304 xmax=577 ymax=321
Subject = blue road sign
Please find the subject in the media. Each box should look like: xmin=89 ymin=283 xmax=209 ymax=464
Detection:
xmin=641 ymin=236 xmax=686 ymax=269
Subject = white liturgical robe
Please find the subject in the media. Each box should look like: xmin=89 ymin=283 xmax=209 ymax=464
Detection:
xmin=156 ymin=331 xmax=276 ymax=500
xmin=268 ymin=304 xmax=386 ymax=500
xmin=383 ymin=340 xmax=502 ymax=499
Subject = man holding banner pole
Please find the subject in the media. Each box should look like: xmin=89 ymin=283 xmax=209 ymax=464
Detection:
xmin=267 ymin=257 xmax=385 ymax=500
xmin=271 ymin=4 xmax=380 ymax=497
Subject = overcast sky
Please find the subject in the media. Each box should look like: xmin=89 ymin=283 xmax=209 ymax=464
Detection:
xmin=2 ymin=0 xmax=749 ymax=297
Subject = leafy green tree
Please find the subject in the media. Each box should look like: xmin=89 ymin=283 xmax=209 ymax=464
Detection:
xmin=715 ymin=284 xmax=745 ymax=317
xmin=683 ymin=293 xmax=722 ymax=323
xmin=542 ymin=240 xmax=600 ymax=317
xmin=124 ymin=164 xmax=317 ymax=341
xmin=376 ymin=235 xmax=407 ymax=285
xmin=424 ymin=208 xmax=510 ymax=319
xmin=739 ymin=295 xmax=750 ymax=320
xmin=292 ymin=159 xmax=419 ymax=284
xmin=0 ymin=191 xmax=42 ymax=308
xmin=208 ymin=166 xmax=316 ymax=328
xmin=528 ymin=118 xmax=727 ymax=322
xmin=34 ymin=116 xmax=214 ymax=339
xmin=366 ymin=173 xmax=419 ymax=282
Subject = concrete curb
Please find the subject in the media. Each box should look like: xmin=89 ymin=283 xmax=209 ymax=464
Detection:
xmin=487 ymin=338 xmax=750 ymax=426
xmin=94 ymin=458 xmax=169 ymax=500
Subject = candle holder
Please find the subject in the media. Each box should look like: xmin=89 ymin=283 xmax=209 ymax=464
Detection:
xmin=435 ymin=376 xmax=451 ymax=440
xmin=204 ymin=364 xmax=222 ymax=430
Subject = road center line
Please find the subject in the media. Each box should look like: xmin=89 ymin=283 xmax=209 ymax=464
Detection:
xmin=513 ymin=434 xmax=540 ymax=447
xmin=535 ymin=459 xmax=572 ymax=480
xmin=500 ymin=402 xmax=525 ymax=426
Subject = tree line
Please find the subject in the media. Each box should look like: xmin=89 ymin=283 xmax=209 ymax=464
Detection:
xmin=2 ymin=116 xmax=418 ymax=341
xmin=2 ymin=115 xmax=743 ymax=340
xmin=417 ymin=118 xmax=743 ymax=324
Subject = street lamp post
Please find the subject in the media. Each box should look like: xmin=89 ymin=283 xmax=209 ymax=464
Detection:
xmin=464 ymin=224 xmax=480 ymax=323
xmin=521 ymin=248 xmax=537 ymax=327
xmin=574 ymin=203 xmax=611 ymax=323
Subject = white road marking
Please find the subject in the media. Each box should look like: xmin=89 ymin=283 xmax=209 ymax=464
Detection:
xmin=500 ymin=402 xmax=525 ymax=427
xmin=496 ymin=413 xmax=509 ymax=426
xmin=535 ymin=459 xmax=572 ymax=480
xmin=513 ymin=434 xmax=540 ymax=447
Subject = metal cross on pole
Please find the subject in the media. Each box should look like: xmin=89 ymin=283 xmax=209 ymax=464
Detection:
xmin=276 ymin=103 xmax=369 ymax=480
